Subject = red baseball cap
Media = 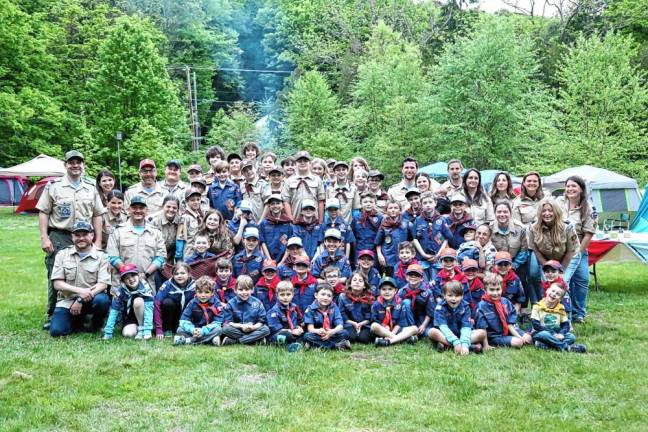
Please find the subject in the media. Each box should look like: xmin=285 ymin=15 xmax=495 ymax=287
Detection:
xmin=406 ymin=263 xmax=424 ymax=276
xmin=139 ymin=159 xmax=156 ymax=170
xmin=358 ymin=250 xmax=375 ymax=259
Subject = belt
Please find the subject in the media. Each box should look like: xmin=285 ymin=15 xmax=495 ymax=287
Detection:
xmin=47 ymin=227 xmax=71 ymax=234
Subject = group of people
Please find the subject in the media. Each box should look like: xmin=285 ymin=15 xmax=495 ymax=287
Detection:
xmin=37 ymin=142 xmax=595 ymax=353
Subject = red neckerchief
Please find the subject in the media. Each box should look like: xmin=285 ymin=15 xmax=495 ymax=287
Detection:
xmin=346 ymin=290 xmax=374 ymax=305
xmin=334 ymin=282 xmax=345 ymax=296
xmin=244 ymin=183 xmax=254 ymax=193
xmin=294 ymin=216 xmax=318 ymax=232
xmin=437 ymin=267 xmax=468 ymax=284
xmin=256 ymin=275 xmax=280 ymax=303
xmin=239 ymin=251 xmax=258 ymax=273
xmin=422 ymin=210 xmax=441 ymax=235
xmin=187 ymin=207 xmax=204 ymax=227
xmin=447 ymin=213 xmax=472 ymax=232
xmin=324 ymin=253 xmax=342 ymax=268
xmin=494 ymin=269 xmax=517 ymax=296
xmin=541 ymin=276 xmax=566 ymax=294
xmin=402 ymin=285 xmax=422 ymax=310
xmin=480 ymin=293 xmax=509 ymax=336
xmin=378 ymin=296 xmax=400 ymax=330
xmin=266 ymin=212 xmax=292 ymax=224
xmin=197 ymin=301 xmax=220 ymax=325
xmin=214 ymin=276 xmax=236 ymax=302
xmin=359 ymin=210 xmax=380 ymax=228
xmin=291 ymin=273 xmax=317 ymax=295
xmin=468 ymin=277 xmax=484 ymax=293
xmin=395 ymin=258 xmax=419 ymax=280
xmin=319 ymin=307 xmax=332 ymax=330
xmin=282 ymin=304 xmax=303 ymax=330
xmin=380 ymin=215 xmax=402 ymax=230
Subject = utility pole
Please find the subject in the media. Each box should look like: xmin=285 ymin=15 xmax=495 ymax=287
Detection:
xmin=192 ymin=70 xmax=200 ymax=149
xmin=185 ymin=65 xmax=197 ymax=151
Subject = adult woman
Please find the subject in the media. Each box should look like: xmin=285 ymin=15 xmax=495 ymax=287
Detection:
xmin=95 ymin=170 xmax=116 ymax=206
xmin=528 ymin=198 xmax=578 ymax=305
xmin=415 ymin=172 xmax=441 ymax=194
xmin=557 ymin=176 xmax=596 ymax=323
xmin=462 ymin=169 xmax=494 ymax=225
xmin=513 ymin=172 xmax=544 ymax=225
xmin=349 ymin=156 xmax=369 ymax=182
xmin=197 ymin=209 xmax=233 ymax=258
xmin=489 ymin=172 xmax=515 ymax=203
xmin=101 ymin=190 xmax=128 ymax=250
xmin=148 ymin=195 xmax=181 ymax=264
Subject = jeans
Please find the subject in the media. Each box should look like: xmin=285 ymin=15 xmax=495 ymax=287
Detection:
xmin=50 ymin=293 xmax=111 ymax=337
xmin=564 ymin=251 xmax=589 ymax=319
xmin=44 ymin=230 xmax=73 ymax=316
xmin=526 ymin=254 xmax=544 ymax=306
xmin=304 ymin=329 xmax=350 ymax=349
xmin=221 ymin=324 xmax=270 ymax=344
xmin=533 ymin=330 xmax=576 ymax=351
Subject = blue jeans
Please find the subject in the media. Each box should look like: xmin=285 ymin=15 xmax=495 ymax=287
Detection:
xmin=526 ymin=254 xmax=544 ymax=306
xmin=533 ymin=330 xmax=576 ymax=351
xmin=564 ymin=251 xmax=589 ymax=319
xmin=50 ymin=293 xmax=111 ymax=337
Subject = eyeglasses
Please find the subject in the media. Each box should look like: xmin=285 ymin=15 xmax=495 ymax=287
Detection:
xmin=442 ymin=258 xmax=455 ymax=263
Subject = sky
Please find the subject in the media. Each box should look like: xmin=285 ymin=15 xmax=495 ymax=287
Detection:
xmin=472 ymin=0 xmax=562 ymax=17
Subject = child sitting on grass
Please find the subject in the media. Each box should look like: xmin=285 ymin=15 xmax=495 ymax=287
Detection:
xmin=266 ymin=280 xmax=305 ymax=352
xmin=371 ymin=277 xmax=418 ymax=347
xmin=103 ymin=264 xmax=154 ymax=341
xmin=541 ymin=260 xmax=572 ymax=319
xmin=221 ymin=275 xmax=270 ymax=345
xmin=475 ymin=273 xmax=532 ymax=350
xmin=304 ymin=283 xmax=351 ymax=350
xmin=337 ymin=272 xmax=374 ymax=344
xmin=426 ymin=281 xmax=487 ymax=354
xmin=531 ymin=283 xmax=586 ymax=353
xmin=213 ymin=258 xmax=236 ymax=303
xmin=154 ymin=262 xmax=195 ymax=339
xmin=174 ymin=276 xmax=223 ymax=346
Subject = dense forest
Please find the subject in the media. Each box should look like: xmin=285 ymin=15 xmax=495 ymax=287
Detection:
xmin=1 ymin=0 xmax=647 ymax=184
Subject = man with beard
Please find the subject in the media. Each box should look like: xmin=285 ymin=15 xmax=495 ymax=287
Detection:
xmin=387 ymin=157 xmax=419 ymax=208
xmin=158 ymin=160 xmax=187 ymax=201
xmin=125 ymin=159 xmax=165 ymax=214
xmin=441 ymin=159 xmax=464 ymax=196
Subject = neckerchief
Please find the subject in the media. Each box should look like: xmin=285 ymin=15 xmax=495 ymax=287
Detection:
xmin=197 ymin=300 xmax=221 ymax=325
xmin=214 ymin=276 xmax=236 ymax=302
xmin=402 ymin=285 xmax=422 ymax=310
xmin=380 ymin=215 xmax=402 ymax=230
xmin=395 ymin=258 xmax=419 ymax=280
xmin=494 ymin=269 xmax=517 ymax=296
xmin=324 ymin=253 xmax=342 ymax=268
xmin=404 ymin=207 xmax=419 ymax=220
xmin=359 ymin=210 xmax=380 ymax=229
xmin=256 ymin=275 xmax=280 ymax=303
xmin=346 ymin=291 xmax=374 ymax=305
xmin=294 ymin=216 xmax=318 ymax=233
xmin=239 ymin=251 xmax=258 ymax=274
xmin=319 ymin=307 xmax=331 ymax=330
xmin=334 ymin=282 xmax=345 ymax=296
xmin=334 ymin=184 xmax=350 ymax=203
xmin=468 ymin=277 xmax=484 ymax=293
xmin=244 ymin=183 xmax=254 ymax=194
xmin=437 ymin=267 xmax=467 ymax=284
xmin=282 ymin=304 xmax=303 ymax=330
xmin=124 ymin=282 xmax=153 ymax=315
xmin=422 ymin=211 xmax=441 ymax=236
xmin=291 ymin=273 xmax=317 ymax=295
xmin=378 ymin=296 xmax=400 ymax=330
xmin=266 ymin=212 xmax=292 ymax=224
xmin=447 ymin=213 xmax=472 ymax=232
xmin=187 ymin=207 xmax=204 ymax=227
xmin=166 ymin=278 xmax=195 ymax=310
xmin=481 ymin=294 xmax=509 ymax=336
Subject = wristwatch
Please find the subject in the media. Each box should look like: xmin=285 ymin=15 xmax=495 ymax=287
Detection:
xmin=74 ymin=297 xmax=83 ymax=304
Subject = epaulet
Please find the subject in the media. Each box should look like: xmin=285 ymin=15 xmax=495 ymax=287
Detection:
xmin=49 ymin=178 xmax=62 ymax=185
xmin=82 ymin=177 xmax=94 ymax=186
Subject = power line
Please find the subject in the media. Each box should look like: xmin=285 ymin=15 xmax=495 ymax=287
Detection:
xmin=167 ymin=65 xmax=293 ymax=74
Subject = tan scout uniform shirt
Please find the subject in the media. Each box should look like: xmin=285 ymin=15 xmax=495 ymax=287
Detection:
xmin=241 ymin=177 xmax=266 ymax=222
xmin=468 ymin=195 xmax=495 ymax=226
xmin=528 ymin=223 xmax=578 ymax=261
xmin=490 ymin=220 xmax=528 ymax=259
xmin=387 ymin=180 xmax=416 ymax=208
xmin=441 ymin=179 xmax=463 ymax=196
xmin=327 ymin=182 xmax=356 ymax=223
xmin=148 ymin=211 xmax=180 ymax=263
xmin=106 ymin=222 xmax=166 ymax=288
xmin=282 ymin=173 xmax=325 ymax=219
xmin=556 ymin=196 xmax=597 ymax=242
xmin=177 ymin=208 xmax=203 ymax=259
xmin=512 ymin=193 xmax=547 ymax=226
xmin=158 ymin=180 xmax=187 ymax=202
xmin=51 ymin=246 xmax=111 ymax=308
xmin=102 ymin=211 xmax=128 ymax=250
xmin=124 ymin=182 xmax=165 ymax=214
xmin=36 ymin=176 xmax=105 ymax=231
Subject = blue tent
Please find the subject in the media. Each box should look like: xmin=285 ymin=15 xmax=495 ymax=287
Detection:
xmin=419 ymin=162 xmax=449 ymax=178
xmin=630 ymin=185 xmax=648 ymax=233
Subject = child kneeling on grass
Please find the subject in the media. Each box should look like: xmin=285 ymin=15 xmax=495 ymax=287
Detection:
xmin=174 ymin=276 xmax=223 ymax=346
xmin=531 ymin=283 xmax=586 ymax=353
xmin=475 ymin=273 xmax=532 ymax=350
xmin=426 ymin=281 xmax=487 ymax=354
xmin=371 ymin=277 xmax=418 ymax=347
xmin=220 ymin=275 xmax=270 ymax=345
xmin=103 ymin=264 xmax=154 ymax=340
xmin=304 ymin=283 xmax=351 ymax=350
xmin=266 ymin=281 xmax=305 ymax=352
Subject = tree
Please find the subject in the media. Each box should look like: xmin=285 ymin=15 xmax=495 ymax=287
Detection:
xmin=205 ymin=102 xmax=259 ymax=155
xmin=84 ymin=15 xmax=188 ymax=183
xmin=430 ymin=15 xmax=558 ymax=172
xmin=556 ymin=32 xmax=648 ymax=183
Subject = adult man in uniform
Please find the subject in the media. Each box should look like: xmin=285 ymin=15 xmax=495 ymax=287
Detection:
xmin=158 ymin=159 xmax=186 ymax=201
xmin=106 ymin=196 xmax=166 ymax=291
xmin=37 ymin=150 xmax=105 ymax=330
xmin=282 ymin=151 xmax=325 ymax=222
xmin=387 ymin=156 xmax=419 ymax=207
xmin=441 ymin=159 xmax=464 ymax=196
xmin=124 ymin=159 xmax=165 ymax=214
xmin=49 ymin=221 xmax=111 ymax=337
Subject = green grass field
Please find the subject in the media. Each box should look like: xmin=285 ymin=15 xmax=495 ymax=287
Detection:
xmin=1 ymin=207 xmax=647 ymax=431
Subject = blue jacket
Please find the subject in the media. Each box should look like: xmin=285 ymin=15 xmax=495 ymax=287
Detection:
xmin=375 ymin=220 xmax=411 ymax=267
xmin=337 ymin=293 xmax=373 ymax=325
xmin=104 ymin=281 xmax=154 ymax=337
xmin=290 ymin=274 xmax=318 ymax=313
xmin=444 ymin=215 xmax=474 ymax=249
xmin=412 ymin=212 xmax=453 ymax=256
xmin=277 ymin=263 xmax=295 ymax=280
xmin=185 ymin=251 xmax=216 ymax=264
xmin=397 ymin=283 xmax=432 ymax=326
xmin=155 ymin=278 xmax=195 ymax=311
xmin=371 ymin=296 xmax=413 ymax=329
xmin=475 ymin=297 xmax=517 ymax=338
xmin=178 ymin=295 xmax=224 ymax=333
xmin=208 ymin=179 xmax=241 ymax=221
xmin=290 ymin=221 xmax=324 ymax=259
xmin=361 ymin=267 xmax=382 ymax=295
xmin=266 ymin=302 xmax=304 ymax=335
xmin=324 ymin=216 xmax=356 ymax=245
xmin=351 ymin=212 xmax=383 ymax=255
xmin=311 ymin=249 xmax=352 ymax=279
xmin=500 ymin=271 xmax=527 ymax=305
xmin=259 ymin=218 xmax=293 ymax=262
xmin=227 ymin=219 xmax=258 ymax=253
xmin=232 ymin=248 xmax=265 ymax=283
xmin=304 ymin=301 xmax=344 ymax=329
xmin=431 ymin=299 xmax=473 ymax=347
xmin=222 ymin=296 xmax=267 ymax=324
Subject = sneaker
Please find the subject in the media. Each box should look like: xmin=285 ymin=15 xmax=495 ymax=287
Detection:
xmin=407 ymin=335 xmax=418 ymax=345
xmin=374 ymin=338 xmax=391 ymax=347
xmin=435 ymin=343 xmax=448 ymax=353
xmin=135 ymin=331 xmax=143 ymax=340
xmin=42 ymin=320 xmax=51 ymax=331
xmin=287 ymin=342 xmax=303 ymax=352
xmin=212 ymin=336 xmax=221 ymax=346
xmin=163 ymin=331 xmax=173 ymax=338
xmin=470 ymin=343 xmax=483 ymax=354
xmin=221 ymin=337 xmax=237 ymax=346
xmin=276 ymin=334 xmax=287 ymax=345
xmin=572 ymin=316 xmax=585 ymax=324
xmin=303 ymin=342 xmax=312 ymax=350
xmin=173 ymin=335 xmax=188 ymax=346
xmin=534 ymin=341 xmax=550 ymax=350
xmin=568 ymin=344 xmax=587 ymax=354
xmin=335 ymin=340 xmax=352 ymax=351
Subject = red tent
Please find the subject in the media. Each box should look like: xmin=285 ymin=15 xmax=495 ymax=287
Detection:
xmin=15 ymin=177 xmax=57 ymax=214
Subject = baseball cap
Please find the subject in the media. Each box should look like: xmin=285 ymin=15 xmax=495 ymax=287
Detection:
xmin=333 ymin=161 xmax=349 ymax=170
xmin=325 ymin=198 xmax=341 ymax=210
xmin=139 ymin=159 xmax=156 ymax=170
xmin=324 ymin=228 xmax=342 ymax=240
xmin=130 ymin=196 xmax=147 ymax=207
xmin=243 ymin=227 xmax=260 ymax=239
xmin=358 ymin=250 xmax=375 ymax=259
xmin=119 ymin=263 xmax=139 ymax=278
xmin=71 ymin=220 xmax=93 ymax=233
xmin=494 ymin=251 xmax=513 ymax=265
xmin=280 ymin=157 xmax=295 ymax=166
xmin=378 ymin=277 xmax=398 ymax=289
xmin=241 ymin=160 xmax=255 ymax=171
xmin=405 ymin=188 xmax=421 ymax=199
xmin=262 ymin=259 xmax=278 ymax=272
xmin=294 ymin=255 xmax=311 ymax=266
xmin=367 ymin=170 xmax=385 ymax=180
xmin=264 ymin=194 xmax=283 ymax=204
xmin=406 ymin=263 xmax=424 ymax=276
xmin=438 ymin=248 xmax=458 ymax=260
xmin=239 ymin=200 xmax=252 ymax=212
xmin=294 ymin=150 xmax=312 ymax=161
xmin=185 ymin=188 xmax=202 ymax=200
xmin=190 ymin=178 xmax=207 ymax=188
xmin=461 ymin=259 xmax=479 ymax=271
xmin=166 ymin=160 xmax=181 ymax=169
xmin=227 ymin=152 xmax=242 ymax=162
xmin=65 ymin=150 xmax=84 ymax=162
xmin=450 ymin=194 xmax=467 ymax=204
xmin=542 ymin=260 xmax=563 ymax=272
xmin=287 ymin=237 xmax=303 ymax=248
xmin=187 ymin=164 xmax=203 ymax=173
xmin=457 ymin=222 xmax=478 ymax=234
xmin=301 ymin=198 xmax=316 ymax=210
xmin=268 ymin=167 xmax=283 ymax=176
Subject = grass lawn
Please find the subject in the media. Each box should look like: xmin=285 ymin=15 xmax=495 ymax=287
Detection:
xmin=1 ymin=207 xmax=648 ymax=431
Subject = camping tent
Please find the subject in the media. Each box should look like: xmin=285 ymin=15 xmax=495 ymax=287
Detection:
xmin=543 ymin=165 xmax=642 ymax=213
xmin=630 ymin=186 xmax=648 ymax=233
xmin=0 ymin=154 xmax=66 ymax=177
xmin=15 ymin=177 xmax=57 ymax=214
xmin=419 ymin=162 xmax=450 ymax=178
xmin=0 ymin=176 xmax=28 ymax=205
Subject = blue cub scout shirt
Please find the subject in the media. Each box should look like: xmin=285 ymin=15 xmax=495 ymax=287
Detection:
xmin=304 ymin=301 xmax=344 ymax=329
xmin=266 ymin=302 xmax=303 ymax=334
xmin=208 ymin=180 xmax=241 ymax=221
xmin=222 ymin=296 xmax=267 ymax=324
xmin=431 ymin=300 xmax=472 ymax=336
xmin=475 ymin=297 xmax=517 ymax=337
xmin=180 ymin=296 xmax=224 ymax=327
xmin=337 ymin=294 xmax=372 ymax=324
